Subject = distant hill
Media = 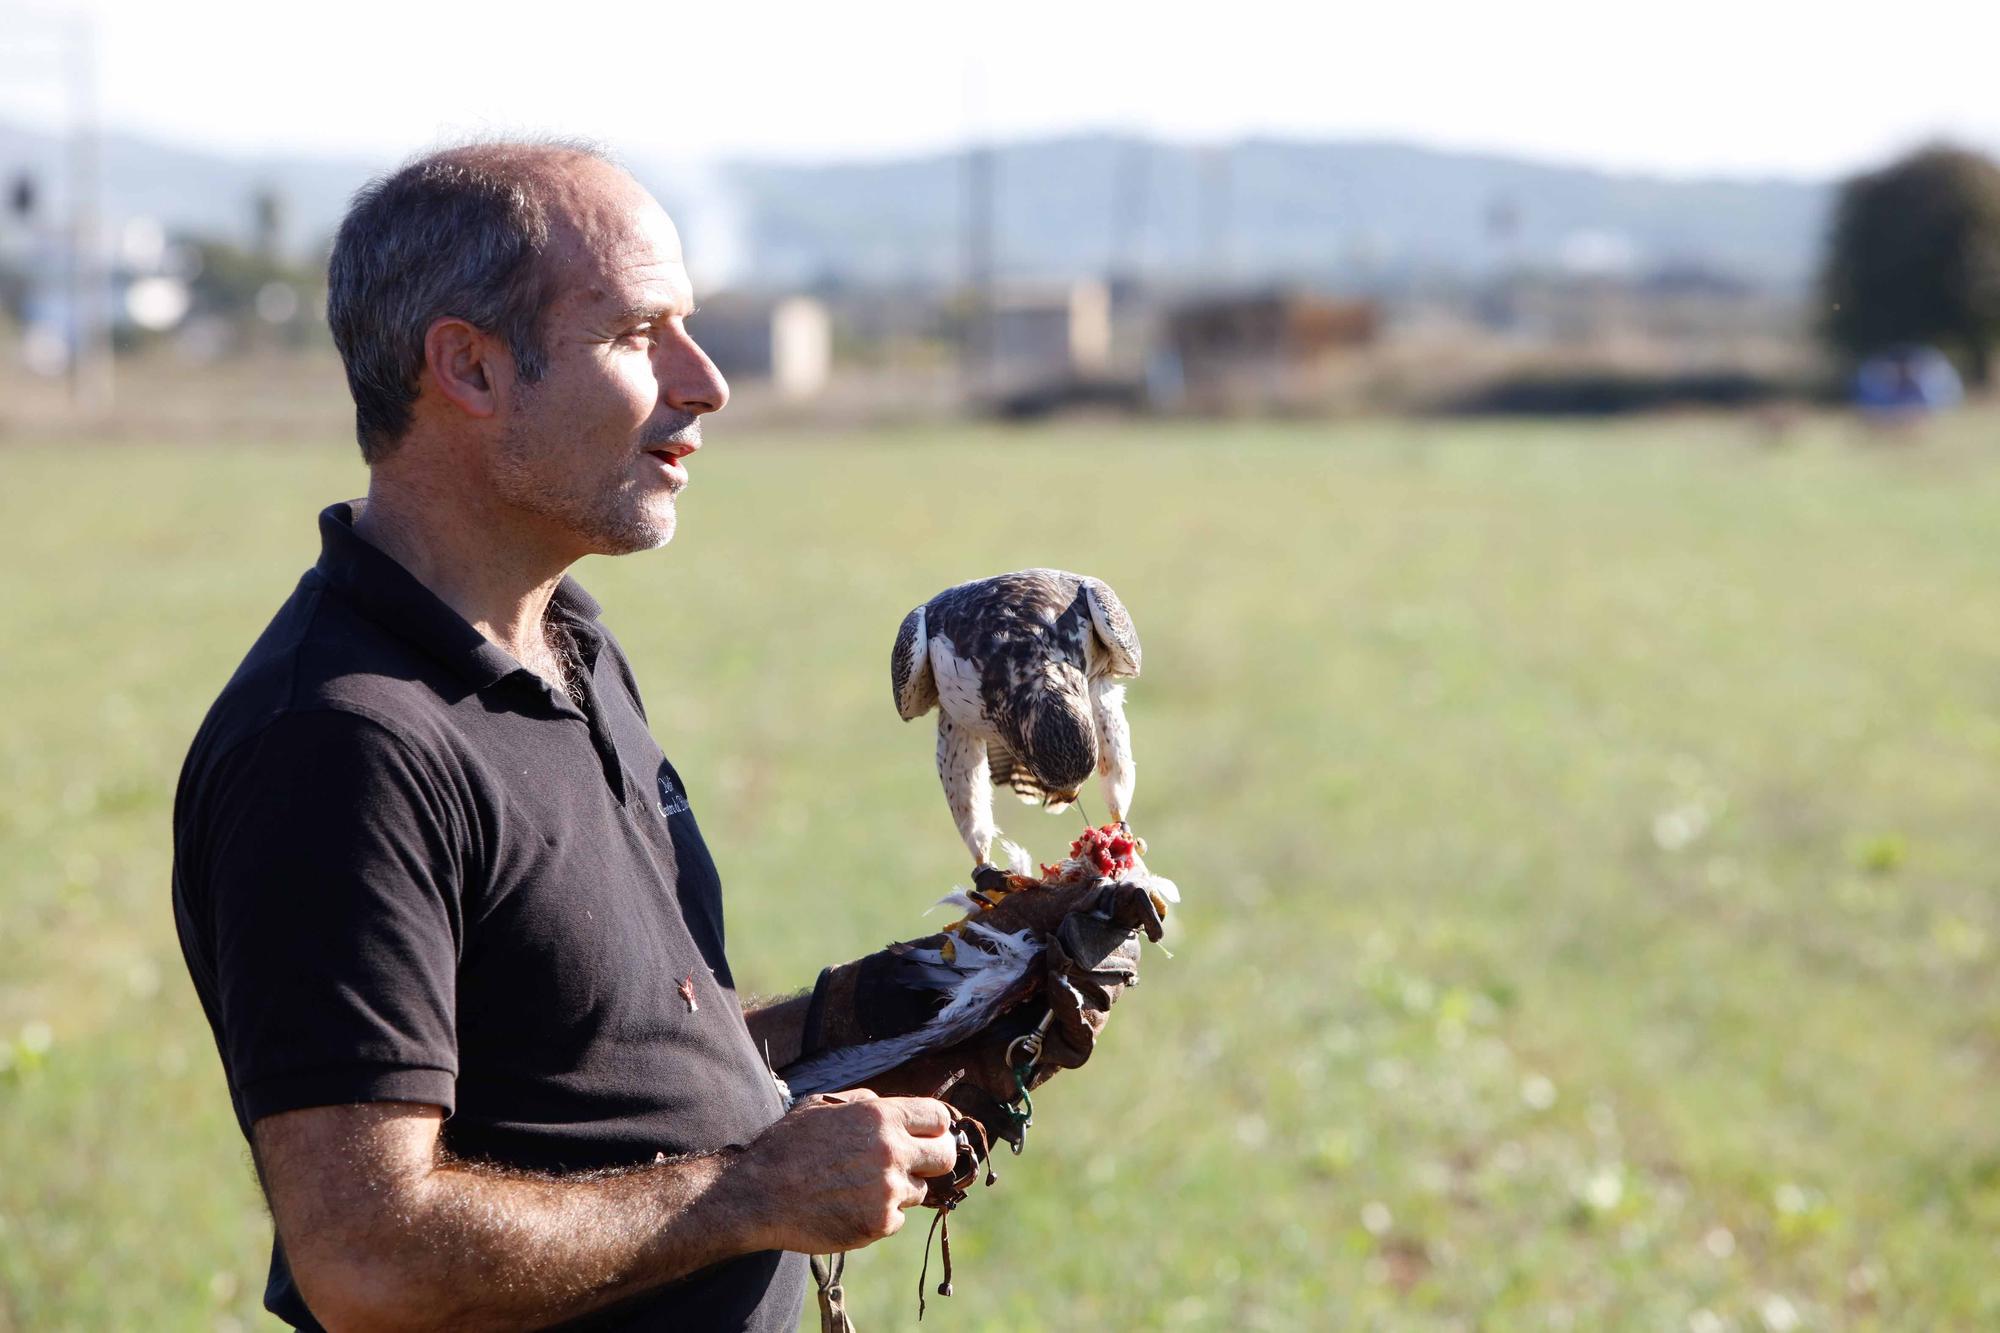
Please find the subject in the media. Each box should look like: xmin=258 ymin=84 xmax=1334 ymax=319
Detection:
xmin=0 ymin=122 xmax=1832 ymax=292
xmin=726 ymin=135 xmax=1830 ymax=292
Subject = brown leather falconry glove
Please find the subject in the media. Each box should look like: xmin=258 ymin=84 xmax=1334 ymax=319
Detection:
xmin=1038 ymin=879 xmax=1161 ymax=1068
xmin=849 ymin=878 xmax=1164 ymax=1151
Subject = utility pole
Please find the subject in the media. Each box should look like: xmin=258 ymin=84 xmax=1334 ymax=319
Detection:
xmin=1199 ymin=143 xmax=1232 ymax=291
xmin=67 ymin=12 xmax=111 ymax=414
xmin=957 ymin=54 xmax=999 ymax=408
xmin=1108 ymin=137 xmax=1149 ymax=290
xmin=960 ymin=137 xmax=996 ymax=405
xmin=0 ymin=7 xmax=113 ymax=414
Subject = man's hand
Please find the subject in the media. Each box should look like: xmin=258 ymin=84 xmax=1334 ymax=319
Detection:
xmin=733 ymin=1090 xmax=959 ymax=1254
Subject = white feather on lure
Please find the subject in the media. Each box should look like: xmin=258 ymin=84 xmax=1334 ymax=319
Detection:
xmin=930 ymin=888 xmax=981 ymax=914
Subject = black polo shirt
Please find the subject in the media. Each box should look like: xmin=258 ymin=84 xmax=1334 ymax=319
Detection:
xmin=171 ymin=502 xmax=807 ymax=1331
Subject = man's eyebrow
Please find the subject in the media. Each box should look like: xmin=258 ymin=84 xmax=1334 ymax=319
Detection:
xmin=608 ymin=299 xmax=697 ymax=324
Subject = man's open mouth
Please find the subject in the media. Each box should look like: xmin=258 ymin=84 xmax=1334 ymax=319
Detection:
xmin=643 ymin=449 xmax=689 ymax=488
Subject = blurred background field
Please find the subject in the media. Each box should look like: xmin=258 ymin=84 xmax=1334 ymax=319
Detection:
xmin=5 ymin=415 xmax=2000 ymax=1330
xmin=6 ymin=1 xmax=2000 ymax=1329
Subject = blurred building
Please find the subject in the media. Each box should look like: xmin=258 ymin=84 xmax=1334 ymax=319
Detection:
xmin=1159 ymin=291 xmax=1380 ymax=412
xmin=686 ymin=293 xmax=831 ymax=401
xmin=987 ymin=280 xmax=1111 ymax=391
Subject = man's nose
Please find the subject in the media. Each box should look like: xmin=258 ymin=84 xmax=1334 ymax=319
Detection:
xmin=661 ymin=330 xmax=729 ymax=416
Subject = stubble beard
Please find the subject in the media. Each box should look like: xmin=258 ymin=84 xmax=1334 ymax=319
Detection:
xmin=492 ymin=407 xmax=700 ymax=557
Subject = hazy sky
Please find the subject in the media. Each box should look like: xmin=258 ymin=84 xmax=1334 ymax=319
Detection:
xmin=2 ymin=0 xmax=1996 ymax=178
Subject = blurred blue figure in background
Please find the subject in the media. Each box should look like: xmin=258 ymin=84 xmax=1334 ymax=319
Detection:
xmin=1853 ymin=344 xmax=1965 ymax=422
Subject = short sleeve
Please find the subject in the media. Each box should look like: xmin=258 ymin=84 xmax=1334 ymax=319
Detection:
xmin=198 ymin=709 xmax=464 ymax=1123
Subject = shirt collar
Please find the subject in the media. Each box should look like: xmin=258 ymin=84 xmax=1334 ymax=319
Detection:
xmin=313 ymin=501 xmax=603 ymax=693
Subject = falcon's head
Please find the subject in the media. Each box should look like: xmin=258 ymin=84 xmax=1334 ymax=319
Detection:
xmin=1021 ymin=682 xmax=1096 ymax=808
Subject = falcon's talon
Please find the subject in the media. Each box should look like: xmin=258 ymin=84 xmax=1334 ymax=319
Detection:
xmin=970 ymin=864 xmax=1011 ymax=897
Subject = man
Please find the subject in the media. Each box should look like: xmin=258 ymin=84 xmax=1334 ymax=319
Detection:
xmin=171 ymin=141 xmax=1137 ymax=1331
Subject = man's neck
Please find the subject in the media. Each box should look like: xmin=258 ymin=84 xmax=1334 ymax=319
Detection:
xmin=352 ymin=477 xmax=574 ymax=682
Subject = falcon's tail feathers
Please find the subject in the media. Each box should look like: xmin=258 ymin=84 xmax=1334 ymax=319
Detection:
xmin=986 ymin=737 xmax=1054 ymax=807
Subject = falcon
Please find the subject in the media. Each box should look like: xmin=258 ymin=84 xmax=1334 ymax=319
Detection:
xmin=891 ymin=569 xmax=1142 ymax=879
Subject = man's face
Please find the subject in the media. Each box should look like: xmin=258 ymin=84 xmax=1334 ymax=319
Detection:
xmin=489 ymin=163 xmax=728 ymax=559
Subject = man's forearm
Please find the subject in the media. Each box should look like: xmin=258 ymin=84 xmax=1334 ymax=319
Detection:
xmin=351 ymin=1151 xmax=759 ymax=1330
xmin=260 ymin=1105 xmax=774 ymax=1333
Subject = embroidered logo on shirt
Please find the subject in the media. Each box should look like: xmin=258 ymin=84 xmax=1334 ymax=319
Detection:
xmin=656 ymin=771 xmax=691 ymax=819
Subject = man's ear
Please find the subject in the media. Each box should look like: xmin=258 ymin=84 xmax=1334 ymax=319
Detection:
xmin=421 ymin=317 xmax=505 ymax=421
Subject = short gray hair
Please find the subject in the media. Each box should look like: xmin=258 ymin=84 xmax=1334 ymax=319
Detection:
xmin=326 ymin=138 xmax=608 ymax=462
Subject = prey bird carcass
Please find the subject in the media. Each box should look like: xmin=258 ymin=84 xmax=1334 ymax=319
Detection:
xmin=890 ymin=568 xmax=1143 ymax=883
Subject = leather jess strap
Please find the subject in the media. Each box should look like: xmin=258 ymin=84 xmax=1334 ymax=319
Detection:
xmin=809 ymin=1072 xmax=999 ymax=1333
xmin=916 ymin=1080 xmax=995 ymax=1323
xmin=810 ymin=1253 xmax=854 ymax=1333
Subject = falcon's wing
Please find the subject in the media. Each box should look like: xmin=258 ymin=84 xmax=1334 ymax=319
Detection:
xmin=1083 ymin=578 xmax=1142 ymax=677
xmin=891 ymin=603 xmax=938 ymax=720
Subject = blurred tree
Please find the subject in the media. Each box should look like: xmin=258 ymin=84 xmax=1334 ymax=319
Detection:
xmin=1822 ymin=145 xmax=2000 ymax=386
xmin=185 ymin=236 xmax=289 ymax=314
xmin=171 ymin=234 xmax=326 ymax=352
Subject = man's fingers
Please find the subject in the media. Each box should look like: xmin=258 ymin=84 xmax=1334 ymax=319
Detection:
xmin=906 ymin=1131 xmax=961 ymax=1181
xmin=883 ymin=1095 xmax=953 ymax=1138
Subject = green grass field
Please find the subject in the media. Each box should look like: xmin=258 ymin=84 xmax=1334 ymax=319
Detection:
xmin=4 ymin=414 xmax=1999 ymax=1331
